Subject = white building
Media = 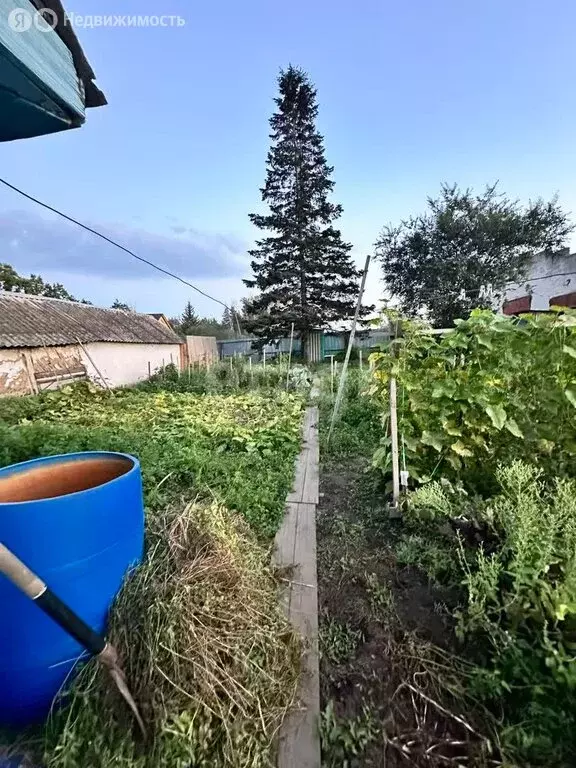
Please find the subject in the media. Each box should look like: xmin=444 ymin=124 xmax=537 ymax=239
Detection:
xmin=0 ymin=292 xmax=182 ymax=396
xmin=502 ymin=248 xmax=576 ymax=314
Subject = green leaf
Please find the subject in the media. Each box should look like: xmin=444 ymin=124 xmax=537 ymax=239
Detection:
xmin=504 ymin=418 xmax=523 ymax=438
xmin=485 ymin=404 xmax=507 ymax=430
xmin=562 ymin=344 xmax=576 ymax=359
xmin=565 ymin=388 xmax=576 ymax=409
xmin=442 ymin=419 xmax=462 ymax=437
xmin=420 ymin=430 xmax=443 ymax=452
xmin=477 ymin=334 xmax=493 ymax=350
xmin=446 ymin=453 xmax=462 ymax=471
xmin=450 ymin=440 xmax=474 ymax=457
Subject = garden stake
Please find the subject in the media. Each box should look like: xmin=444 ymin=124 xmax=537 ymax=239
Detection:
xmin=328 ymin=254 xmax=370 ymax=445
xmin=0 ymin=541 xmax=146 ymax=739
xmin=286 ymin=322 xmax=295 ymax=390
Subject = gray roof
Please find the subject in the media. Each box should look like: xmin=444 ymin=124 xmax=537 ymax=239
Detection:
xmin=0 ymin=292 xmax=181 ymax=348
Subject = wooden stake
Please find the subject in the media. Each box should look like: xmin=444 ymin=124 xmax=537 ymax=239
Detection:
xmin=328 ymin=355 xmax=335 ymax=394
xmin=328 ymin=255 xmax=370 ymax=444
xmin=286 ymin=322 xmax=295 ymax=390
xmin=76 ymin=338 xmax=110 ymax=391
xmin=389 ymin=376 xmax=401 ymax=518
xmin=359 ymin=349 xmax=363 ymax=371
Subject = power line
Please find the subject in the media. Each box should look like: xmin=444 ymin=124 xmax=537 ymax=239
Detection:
xmin=0 ymin=177 xmax=231 ymax=311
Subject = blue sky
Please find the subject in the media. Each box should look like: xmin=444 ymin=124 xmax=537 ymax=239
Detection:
xmin=1 ymin=0 xmax=575 ymax=318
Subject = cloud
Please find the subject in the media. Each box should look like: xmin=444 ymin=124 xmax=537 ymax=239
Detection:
xmin=0 ymin=209 xmax=247 ymax=281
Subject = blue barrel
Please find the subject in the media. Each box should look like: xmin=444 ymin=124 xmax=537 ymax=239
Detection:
xmin=0 ymin=451 xmax=144 ymax=727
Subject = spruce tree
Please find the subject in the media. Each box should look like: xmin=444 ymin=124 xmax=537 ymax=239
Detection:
xmin=180 ymin=301 xmax=199 ymax=335
xmin=244 ymin=66 xmax=370 ymax=356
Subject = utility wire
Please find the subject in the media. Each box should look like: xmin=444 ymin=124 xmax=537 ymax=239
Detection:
xmin=0 ymin=177 xmax=231 ymax=311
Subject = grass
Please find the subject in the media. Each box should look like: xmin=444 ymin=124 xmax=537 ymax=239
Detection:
xmin=320 ymin=347 xmax=576 ymax=766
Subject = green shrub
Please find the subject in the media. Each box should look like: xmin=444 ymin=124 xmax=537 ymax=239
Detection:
xmin=370 ymin=309 xmax=576 ymax=491
xmin=408 ymin=462 xmax=576 ymax=765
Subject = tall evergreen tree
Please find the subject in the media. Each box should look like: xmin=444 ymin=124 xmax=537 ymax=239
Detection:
xmin=111 ymin=299 xmax=132 ymax=311
xmin=180 ymin=301 xmax=199 ymax=335
xmin=244 ymin=66 xmax=371 ymax=355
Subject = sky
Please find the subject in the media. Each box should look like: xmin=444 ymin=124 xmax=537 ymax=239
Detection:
xmin=1 ymin=0 xmax=575 ymax=319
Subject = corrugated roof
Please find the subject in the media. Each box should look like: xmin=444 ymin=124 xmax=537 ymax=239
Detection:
xmin=0 ymin=292 xmax=182 ymax=348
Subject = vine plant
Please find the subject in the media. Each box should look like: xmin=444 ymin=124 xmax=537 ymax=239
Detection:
xmin=370 ymin=308 xmax=576 ymax=491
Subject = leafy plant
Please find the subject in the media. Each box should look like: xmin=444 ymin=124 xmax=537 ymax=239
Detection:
xmin=320 ymin=700 xmax=379 ymax=767
xmin=0 ymin=384 xmax=304 ymax=536
xmin=319 ymin=619 xmax=363 ymax=665
xmin=407 ymin=461 xmax=576 ymax=765
xmin=371 ymin=309 xmax=576 ymax=492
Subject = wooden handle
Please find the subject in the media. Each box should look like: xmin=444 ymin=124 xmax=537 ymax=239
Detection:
xmin=0 ymin=541 xmax=45 ymax=599
xmin=0 ymin=541 xmax=106 ymax=655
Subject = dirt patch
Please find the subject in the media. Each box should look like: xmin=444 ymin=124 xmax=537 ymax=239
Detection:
xmin=317 ymin=461 xmax=494 ymax=767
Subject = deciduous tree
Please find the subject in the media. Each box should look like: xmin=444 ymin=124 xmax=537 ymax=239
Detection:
xmin=376 ymin=184 xmax=573 ymax=327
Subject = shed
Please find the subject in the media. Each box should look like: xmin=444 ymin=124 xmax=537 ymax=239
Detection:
xmin=0 ymin=292 xmax=182 ymax=395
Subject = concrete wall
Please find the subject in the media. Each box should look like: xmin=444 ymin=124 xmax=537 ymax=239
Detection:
xmin=82 ymin=342 xmax=181 ymax=387
xmin=504 ymin=250 xmax=576 ymax=311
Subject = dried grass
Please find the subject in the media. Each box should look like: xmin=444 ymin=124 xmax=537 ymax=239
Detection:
xmin=38 ymin=499 xmax=301 ymax=768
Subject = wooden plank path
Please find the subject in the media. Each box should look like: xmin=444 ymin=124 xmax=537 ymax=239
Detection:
xmin=274 ymin=405 xmax=321 ymax=768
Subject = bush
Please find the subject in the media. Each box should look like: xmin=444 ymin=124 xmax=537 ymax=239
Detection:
xmin=408 ymin=462 xmax=576 ymax=765
xmin=370 ymin=309 xmax=576 ymax=491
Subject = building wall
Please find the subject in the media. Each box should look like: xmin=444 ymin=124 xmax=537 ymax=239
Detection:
xmin=0 ymin=344 xmax=86 ymax=396
xmin=0 ymin=348 xmax=29 ymax=395
xmin=82 ymin=342 xmax=181 ymax=387
xmin=503 ymin=250 xmax=576 ymax=312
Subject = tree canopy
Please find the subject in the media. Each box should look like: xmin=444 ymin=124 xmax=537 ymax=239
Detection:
xmin=375 ymin=184 xmax=573 ymax=327
xmin=244 ymin=66 xmax=371 ymax=353
xmin=111 ymin=299 xmax=132 ymax=311
xmin=0 ymin=263 xmax=82 ymax=302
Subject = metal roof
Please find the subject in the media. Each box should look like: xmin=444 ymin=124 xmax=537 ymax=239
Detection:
xmin=0 ymin=292 xmax=181 ymax=348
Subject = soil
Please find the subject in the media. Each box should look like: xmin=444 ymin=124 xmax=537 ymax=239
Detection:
xmin=317 ymin=460 xmax=493 ymax=767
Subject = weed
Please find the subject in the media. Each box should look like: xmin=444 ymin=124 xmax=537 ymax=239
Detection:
xmin=396 ymin=533 xmax=460 ymax=582
xmin=320 ymin=700 xmax=379 ymax=768
xmin=319 ymin=619 xmax=363 ymax=665
xmin=364 ymin=572 xmax=394 ymax=616
xmin=38 ymin=500 xmax=301 ymax=767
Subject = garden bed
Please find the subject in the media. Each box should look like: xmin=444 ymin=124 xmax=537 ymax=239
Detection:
xmin=316 ymin=310 xmax=576 ymax=767
xmin=317 ymin=460 xmax=492 ymax=767
xmin=0 ymin=382 xmax=305 ymax=767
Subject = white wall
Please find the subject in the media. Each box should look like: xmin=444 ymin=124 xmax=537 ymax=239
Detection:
xmin=504 ymin=250 xmax=576 ymax=311
xmin=81 ymin=342 xmax=181 ymax=388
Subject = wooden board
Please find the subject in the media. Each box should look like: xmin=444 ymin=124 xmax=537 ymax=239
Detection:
xmin=287 ymin=407 xmax=319 ymax=505
xmin=274 ymin=406 xmax=321 ymax=768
